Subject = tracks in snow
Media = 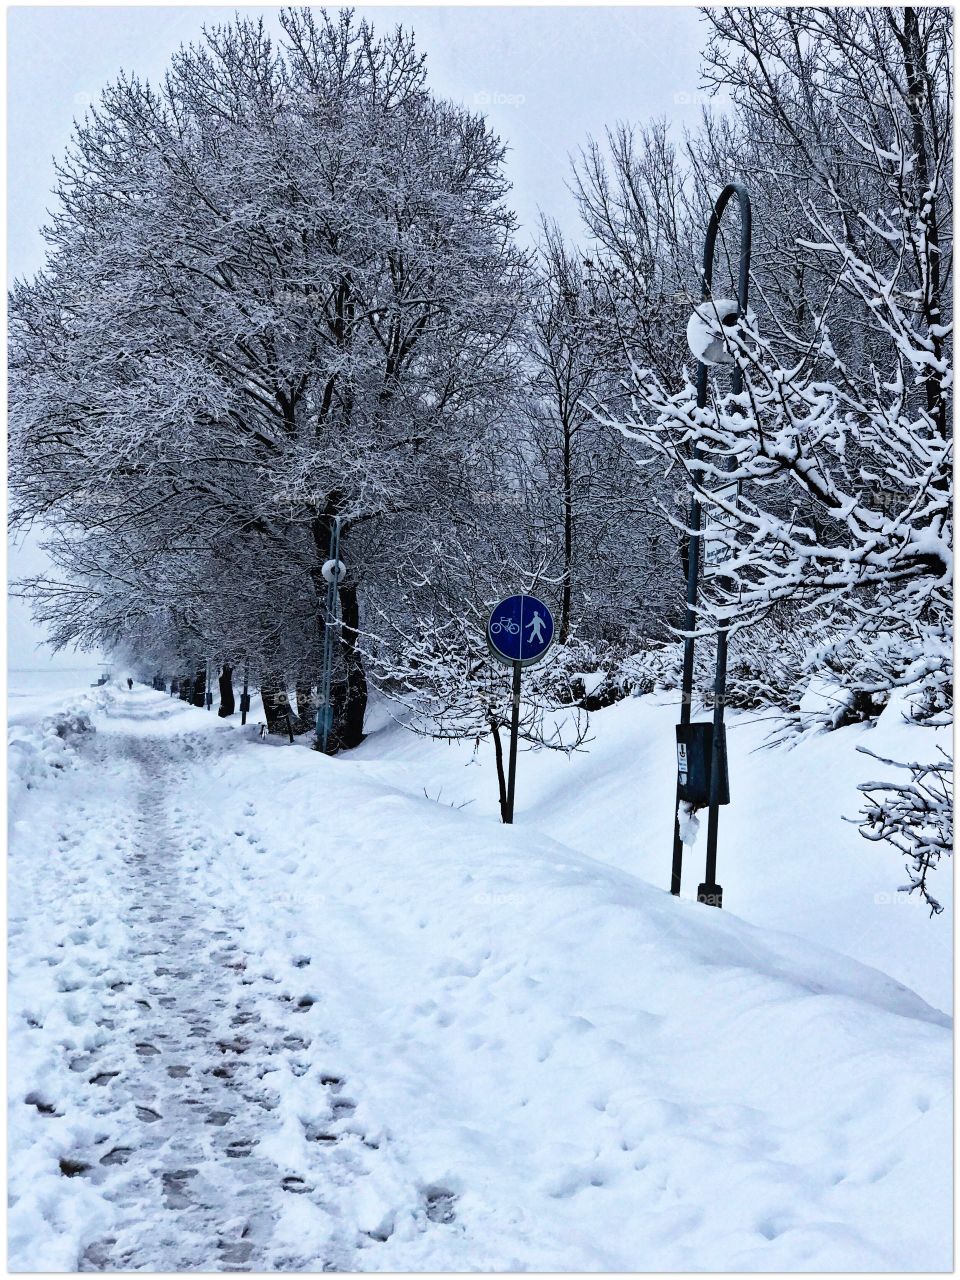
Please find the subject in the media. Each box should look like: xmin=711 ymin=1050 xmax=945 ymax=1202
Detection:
xmin=21 ymin=701 xmax=402 ymax=1271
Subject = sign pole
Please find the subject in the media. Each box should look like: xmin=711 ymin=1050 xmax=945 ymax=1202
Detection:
xmin=672 ymin=360 xmax=708 ymax=896
xmin=486 ymin=592 xmax=555 ymax=826
xmin=504 ymin=660 xmax=522 ymax=824
xmin=699 ymin=184 xmax=750 ymax=910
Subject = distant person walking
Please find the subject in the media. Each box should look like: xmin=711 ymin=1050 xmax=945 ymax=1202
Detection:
xmin=127 ymin=677 xmax=133 ymax=690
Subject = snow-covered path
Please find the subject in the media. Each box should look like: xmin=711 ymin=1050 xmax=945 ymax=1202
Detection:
xmin=12 ymin=697 xmax=417 ymax=1270
xmin=13 ymin=694 xmax=483 ymax=1271
xmin=8 ymin=686 xmax=952 ymax=1272
xmin=75 ymin=720 xmax=357 ymax=1269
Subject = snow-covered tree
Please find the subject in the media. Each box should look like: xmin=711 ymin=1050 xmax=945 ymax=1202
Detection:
xmin=592 ymin=4 xmax=952 ymax=905
xmin=10 ymin=8 xmax=525 ymax=746
xmin=521 ymin=216 xmax=685 ymax=656
xmin=364 ymin=510 xmax=589 ymax=821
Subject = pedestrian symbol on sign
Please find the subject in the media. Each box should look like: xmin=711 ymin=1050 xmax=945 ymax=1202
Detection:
xmin=487 ymin=594 xmax=554 ymax=667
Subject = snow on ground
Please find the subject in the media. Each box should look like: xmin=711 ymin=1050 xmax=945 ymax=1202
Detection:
xmin=7 ymin=681 xmax=952 ymax=1271
xmin=351 ymin=692 xmax=953 ymax=1016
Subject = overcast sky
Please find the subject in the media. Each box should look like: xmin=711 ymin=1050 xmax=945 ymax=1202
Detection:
xmin=8 ymin=4 xmax=713 ymax=670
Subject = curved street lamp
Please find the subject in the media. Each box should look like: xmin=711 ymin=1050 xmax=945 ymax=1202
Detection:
xmin=671 ymin=181 xmax=752 ymax=909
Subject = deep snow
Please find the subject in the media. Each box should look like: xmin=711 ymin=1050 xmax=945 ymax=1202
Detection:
xmin=7 ymin=681 xmax=952 ymax=1271
xmin=350 ymin=690 xmax=953 ymax=1015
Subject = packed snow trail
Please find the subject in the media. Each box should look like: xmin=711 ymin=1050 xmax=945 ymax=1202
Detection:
xmin=72 ymin=723 xmax=379 ymax=1271
xmin=10 ymin=693 xmax=457 ymax=1270
xmin=9 ymin=686 xmax=952 ymax=1271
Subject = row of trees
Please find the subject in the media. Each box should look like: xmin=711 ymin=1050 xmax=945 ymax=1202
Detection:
xmin=10 ymin=10 xmax=681 ymax=744
xmin=10 ymin=7 xmax=951 ymax=892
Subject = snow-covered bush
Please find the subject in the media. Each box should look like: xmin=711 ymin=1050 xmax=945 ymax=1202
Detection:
xmin=617 ymin=646 xmax=684 ymax=698
xmin=530 ymin=638 xmax=688 ymax=710
xmin=42 ymin=708 xmax=95 ymax=742
xmin=858 ymin=747 xmax=953 ymax=916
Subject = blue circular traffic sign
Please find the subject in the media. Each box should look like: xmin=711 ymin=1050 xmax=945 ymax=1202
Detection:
xmin=487 ymin=594 xmax=555 ymax=666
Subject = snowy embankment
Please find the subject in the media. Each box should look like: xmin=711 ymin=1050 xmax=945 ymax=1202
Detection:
xmin=352 ymin=689 xmax=953 ymax=1015
xmin=8 ymin=683 xmax=952 ymax=1271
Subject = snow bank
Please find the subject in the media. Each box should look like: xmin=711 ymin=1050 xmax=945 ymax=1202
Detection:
xmin=180 ymin=704 xmax=950 ymax=1270
xmin=8 ymin=686 xmax=132 ymax=1269
xmin=353 ymin=690 xmax=952 ymax=1015
xmin=8 ymin=689 xmax=106 ymax=811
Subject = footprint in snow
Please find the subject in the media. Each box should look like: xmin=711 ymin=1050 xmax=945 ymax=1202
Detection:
xmin=25 ymin=1092 xmax=60 ymax=1116
xmin=100 ymin=1147 xmax=133 ymax=1166
xmin=225 ymin=1138 xmax=256 ymax=1159
xmin=423 ymin=1185 xmax=458 ymax=1224
xmin=281 ymin=1175 xmax=313 ymax=1194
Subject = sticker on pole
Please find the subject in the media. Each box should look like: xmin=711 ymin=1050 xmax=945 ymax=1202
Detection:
xmin=487 ymin=594 xmax=555 ymax=667
xmin=704 ymin=477 xmax=740 ymax=572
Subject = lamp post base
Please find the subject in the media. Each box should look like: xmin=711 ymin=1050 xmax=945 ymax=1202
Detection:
xmin=697 ymin=882 xmax=723 ymax=909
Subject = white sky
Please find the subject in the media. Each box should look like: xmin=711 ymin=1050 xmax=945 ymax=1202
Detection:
xmin=7 ymin=3 xmax=712 ymax=669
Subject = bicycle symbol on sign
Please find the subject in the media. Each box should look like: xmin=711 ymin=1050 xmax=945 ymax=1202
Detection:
xmin=490 ymin=616 xmax=520 ymax=636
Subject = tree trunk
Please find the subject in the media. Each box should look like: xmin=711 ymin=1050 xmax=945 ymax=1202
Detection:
xmin=310 ymin=510 xmax=368 ymax=753
xmin=296 ymin=684 xmax=316 ymax=733
xmin=560 ymin=414 xmax=573 ymax=644
xmin=260 ymin=679 xmax=292 ymax=735
xmin=179 ymin=675 xmax=191 ymax=702
xmin=218 ymin=664 xmax=235 ymax=717
xmin=191 ymin=665 xmax=206 ymax=708
xmin=897 ymin=7 xmax=946 ymax=440
xmin=337 ymin=582 xmax=367 ymax=749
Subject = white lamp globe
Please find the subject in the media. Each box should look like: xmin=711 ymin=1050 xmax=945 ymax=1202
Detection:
xmin=686 ymin=298 xmax=740 ymax=366
xmin=321 ymin=558 xmax=347 ymax=584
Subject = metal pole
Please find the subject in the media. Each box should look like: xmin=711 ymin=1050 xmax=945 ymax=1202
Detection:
xmin=504 ymin=660 xmax=522 ymax=824
xmin=701 ymin=629 xmax=728 ymax=906
xmin=671 ymin=181 xmax=751 ymax=903
xmin=701 ymin=183 xmax=751 ymax=909
xmin=319 ymin=517 xmax=341 ymax=754
xmin=671 ymin=361 xmax=709 ymax=895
